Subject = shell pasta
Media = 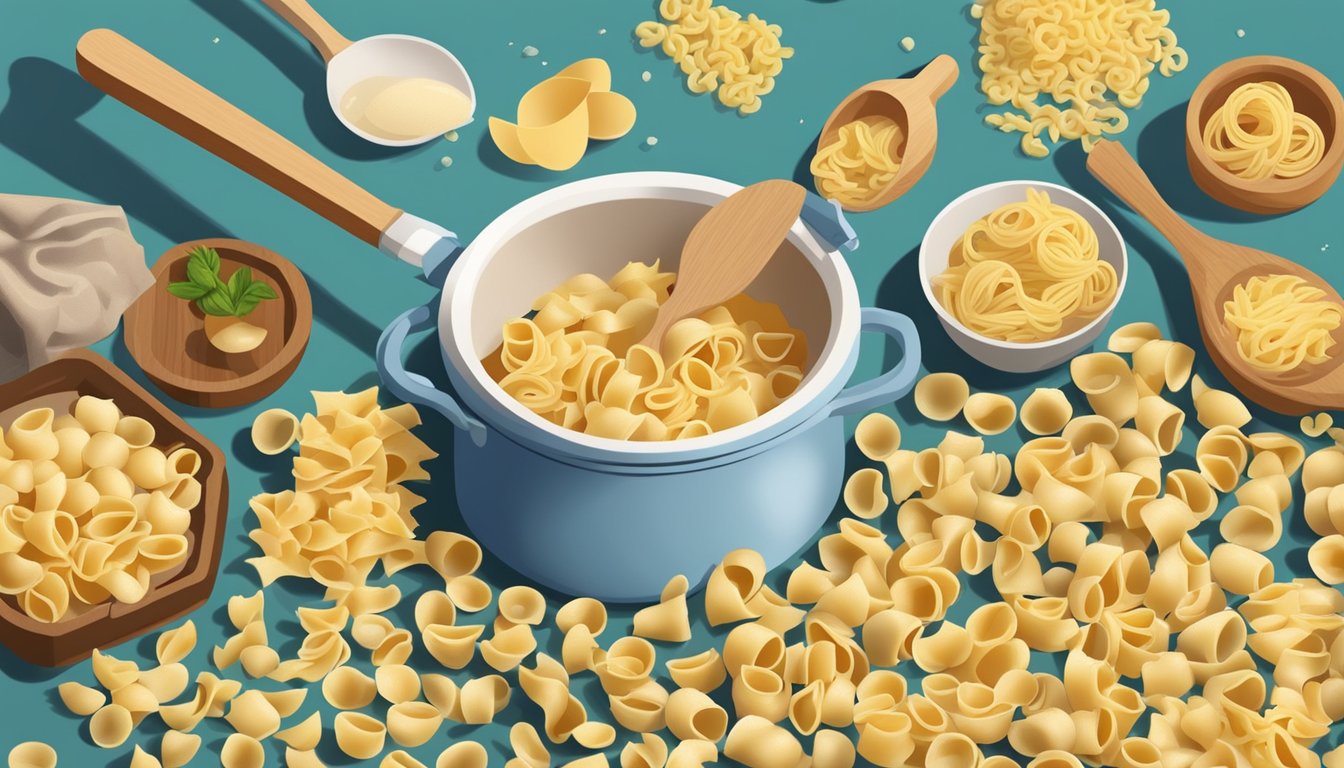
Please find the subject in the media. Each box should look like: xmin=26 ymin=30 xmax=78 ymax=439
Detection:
xmin=0 ymin=395 xmax=198 ymax=622
xmin=933 ymin=189 xmax=1117 ymax=343
xmin=485 ymin=261 xmax=807 ymax=440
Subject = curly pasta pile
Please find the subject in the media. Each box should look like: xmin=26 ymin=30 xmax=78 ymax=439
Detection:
xmin=973 ymin=0 xmax=1188 ymax=157
xmin=635 ymin=0 xmax=793 ymax=115
xmin=810 ymin=116 xmax=906 ymax=209
xmin=33 ymin=335 xmax=1344 ymax=767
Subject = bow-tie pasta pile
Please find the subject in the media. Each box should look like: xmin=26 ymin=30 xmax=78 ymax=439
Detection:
xmin=24 ymin=318 xmax=1344 ymax=768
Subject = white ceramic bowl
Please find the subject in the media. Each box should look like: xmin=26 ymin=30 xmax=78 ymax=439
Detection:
xmin=919 ymin=180 xmax=1128 ymax=373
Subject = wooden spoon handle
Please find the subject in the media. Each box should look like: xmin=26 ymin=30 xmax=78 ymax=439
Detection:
xmin=1086 ymin=139 xmax=1207 ymax=256
xmin=76 ymin=29 xmax=402 ymax=246
xmin=259 ymin=0 xmax=353 ymax=62
xmin=913 ymin=54 xmax=959 ymax=102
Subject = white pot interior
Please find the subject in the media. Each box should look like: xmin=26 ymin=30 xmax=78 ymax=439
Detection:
xmin=444 ymin=174 xmax=860 ymax=455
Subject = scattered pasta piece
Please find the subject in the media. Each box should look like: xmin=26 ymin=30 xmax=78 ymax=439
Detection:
xmin=913 ymin=372 xmax=969 ymax=422
xmin=7 ymin=743 xmax=57 ymax=768
xmin=334 ymin=711 xmax=388 ymax=760
xmin=976 ymin=0 xmax=1187 ymax=156
xmin=251 ymin=407 xmax=300 ymax=455
xmin=1020 ymin=388 xmax=1072 ymax=435
xmin=1302 ymin=412 xmax=1333 ymax=438
xmin=633 ymin=574 xmax=692 ymax=642
xmin=963 ymin=392 xmax=1017 ymax=435
xmin=437 ymin=741 xmax=489 ymax=768
xmin=635 ymin=0 xmax=792 ymax=114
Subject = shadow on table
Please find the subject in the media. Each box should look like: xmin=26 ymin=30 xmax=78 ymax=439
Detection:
xmin=188 ymin=0 xmax=421 ymax=162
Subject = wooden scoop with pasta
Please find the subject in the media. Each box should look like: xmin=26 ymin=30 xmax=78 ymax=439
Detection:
xmin=1087 ymin=139 xmax=1344 ymax=415
xmin=637 ymin=179 xmax=807 ymax=354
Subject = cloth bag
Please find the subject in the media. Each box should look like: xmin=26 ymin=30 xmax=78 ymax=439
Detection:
xmin=0 ymin=193 xmax=152 ymax=381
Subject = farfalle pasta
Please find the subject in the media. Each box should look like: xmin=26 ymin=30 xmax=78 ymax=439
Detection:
xmin=484 ymin=261 xmax=806 ymax=440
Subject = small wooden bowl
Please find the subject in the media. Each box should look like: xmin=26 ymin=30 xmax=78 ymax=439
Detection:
xmin=0 ymin=349 xmax=227 ymax=666
xmin=1186 ymin=55 xmax=1344 ymax=214
xmin=124 ymin=238 xmax=312 ymax=408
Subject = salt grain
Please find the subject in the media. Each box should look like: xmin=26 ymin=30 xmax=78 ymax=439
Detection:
xmin=899 ymin=36 xmax=915 ymax=52
xmin=444 ymin=130 xmax=459 ymax=143
xmin=646 ymin=136 xmax=659 ymax=147
xmin=641 ymin=71 xmax=651 ymax=82
xmin=212 ymin=36 xmax=220 ymax=44
xmin=1236 ymin=29 xmax=1246 ymax=38
xmin=522 ymin=45 xmax=539 ymax=58
xmin=439 ymin=157 xmax=453 ymax=168
xmin=599 ymin=28 xmax=608 ymax=35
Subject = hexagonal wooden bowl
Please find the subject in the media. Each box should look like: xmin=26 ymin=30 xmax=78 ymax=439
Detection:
xmin=0 ymin=349 xmax=227 ymax=666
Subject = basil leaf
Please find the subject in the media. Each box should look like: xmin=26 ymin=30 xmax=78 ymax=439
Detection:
xmin=166 ymin=281 xmax=210 ymax=300
xmin=234 ymin=295 xmax=262 ymax=318
xmin=227 ymin=266 xmax=252 ymax=305
xmin=244 ymin=282 xmax=278 ymax=301
xmin=189 ymin=246 xmax=221 ymax=275
xmin=198 ymin=288 xmax=237 ymax=317
xmin=186 ymin=258 xmax=219 ymax=290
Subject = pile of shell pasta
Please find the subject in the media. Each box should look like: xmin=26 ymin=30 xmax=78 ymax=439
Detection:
xmin=0 ymin=395 xmax=199 ymax=622
xmin=22 ymin=325 xmax=1344 ymax=767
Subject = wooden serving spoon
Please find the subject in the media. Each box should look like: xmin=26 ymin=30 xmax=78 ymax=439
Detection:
xmin=1087 ymin=139 xmax=1344 ymax=415
xmin=636 ymin=180 xmax=808 ymax=354
xmin=815 ymin=54 xmax=959 ymax=212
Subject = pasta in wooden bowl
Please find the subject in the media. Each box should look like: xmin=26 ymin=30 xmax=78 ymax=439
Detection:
xmin=0 ymin=349 xmax=226 ymax=666
xmin=483 ymin=260 xmax=808 ymax=441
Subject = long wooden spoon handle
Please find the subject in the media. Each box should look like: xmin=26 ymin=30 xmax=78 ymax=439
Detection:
xmin=1086 ymin=139 xmax=1207 ymax=255
xmin=259 ymin=0 xmax=353 ymax=62
xmin=76 ymin=29 xmax=402 ymax=246
xmin=914 ymin=54 xmax=959 ymax=102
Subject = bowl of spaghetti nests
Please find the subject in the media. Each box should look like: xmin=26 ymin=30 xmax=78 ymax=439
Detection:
xmin=919 ymin=180 xmax=1128 ymax=373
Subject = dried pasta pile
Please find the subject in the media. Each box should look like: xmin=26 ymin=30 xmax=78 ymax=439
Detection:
xmin=485 ymin=261 xmax=807 ymax=441
xmin=973 ymin=0 xmax=1188 ymax=157
xmin=27 ymin=331 xmax=1344 ymax=767
xmin=1223 ymin=274 xmax=1343 ymax=373
xmin=635 ymin=0 xmax=793 ymax=115
xmin=810 ymin=116 xmax=906 ymax=209
xmin=0 ymin=395 xmax=199 ymax=622
xmin=933 ymin=189 xmax=1118 ymax=343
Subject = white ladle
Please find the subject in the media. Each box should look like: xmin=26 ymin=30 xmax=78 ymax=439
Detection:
xmin=262 ymin=0 xmax=476 ymax=147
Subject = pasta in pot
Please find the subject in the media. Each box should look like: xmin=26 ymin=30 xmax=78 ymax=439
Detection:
xmin=484 ymin=261 xmax=807 ymax=441
xmin=934 ymin=190 xmax=1117 ymax=343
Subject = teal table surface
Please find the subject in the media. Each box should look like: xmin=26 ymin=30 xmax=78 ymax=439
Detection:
xmin=2 ymin=1 xmax=1343 ymax=765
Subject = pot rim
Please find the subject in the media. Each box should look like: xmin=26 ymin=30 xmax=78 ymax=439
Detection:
xmin=439 ymin=172 xmax=862 ymax=463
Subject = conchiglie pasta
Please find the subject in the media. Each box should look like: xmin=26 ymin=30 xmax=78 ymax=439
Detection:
xmin=1020 ymin=388 xmax=1072 ymax=435
xmin=914 ymin=373 xmax=970 ymax=422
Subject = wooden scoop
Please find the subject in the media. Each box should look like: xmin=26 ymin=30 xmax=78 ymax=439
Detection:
xmin=815 ymin=54 xmax=959 ymax=212
xmin=637 ymin=180 xmax=807 ymax=353
xmin=1087 ymin=139 xmax=1344 ymax=415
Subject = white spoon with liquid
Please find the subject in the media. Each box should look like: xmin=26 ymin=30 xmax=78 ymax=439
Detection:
xmin=262 ymin=0 xmax=476 ymax=146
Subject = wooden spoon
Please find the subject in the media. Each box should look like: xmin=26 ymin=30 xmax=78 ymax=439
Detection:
xmin=636 ymin=180 xmax=807 ymax=354
xmin=1087 ymin=139 xmax=1344 ymax=415
xmin=815 ymin=54 xmax=959 ymax=212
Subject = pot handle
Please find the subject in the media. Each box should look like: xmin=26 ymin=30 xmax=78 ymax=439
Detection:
xmin=827 ymin=308 xmax=922 ymax=417
xmin=377 ymin=300 xmax=489 ymax=446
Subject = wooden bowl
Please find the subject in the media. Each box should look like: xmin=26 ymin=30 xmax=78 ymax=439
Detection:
xmin=0 ymin=349 xmax=227 ymax=666
xmin=124 ymin=238 xmax=312 ymax=408
xmin=1186 ymin=55 xmax=1344 ymax=214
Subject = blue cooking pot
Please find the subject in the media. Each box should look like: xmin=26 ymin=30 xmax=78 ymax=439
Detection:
xmin=378 ymin=173 xmax=919 ymax=602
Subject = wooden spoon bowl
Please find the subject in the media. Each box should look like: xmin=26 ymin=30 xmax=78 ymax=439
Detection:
xmin=124 ymin=238 xmax=312 ymax=408
xmin=1186 ymin=55 xmax=1344 ymax=214
xmin=1089 ymin=139 xmax=1344 ymax=415
xmin=815 ymin=54 xmax=959 ymax=212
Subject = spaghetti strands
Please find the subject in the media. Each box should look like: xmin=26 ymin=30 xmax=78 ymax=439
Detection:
xmin=810 ymin=116 xmax=906 ymax=209
xmin=933 ymin=189 xmax=1116 ymax=343
xmin=1223 ymin=274 xmax=1343 ymax=372
xmin=975 ymin=0 xmax=1187 ymax=157
xmin=635 ymin=0 xmax=792 ymax=115
xmin=1203 ymin=81 xmax=1326 ymax=180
